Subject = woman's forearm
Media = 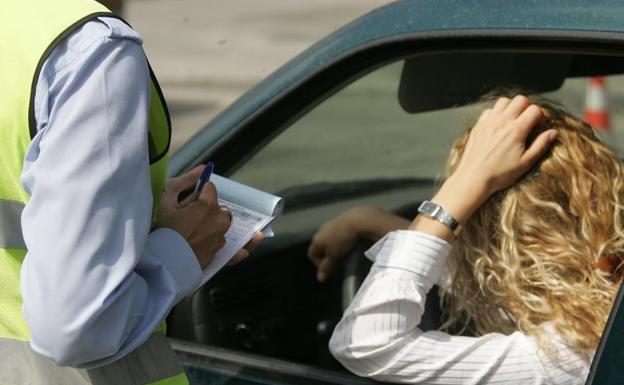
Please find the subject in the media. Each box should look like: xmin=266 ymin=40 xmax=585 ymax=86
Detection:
xmin=408 ymin=173 xmax=489 ymax=242
xmin=349 ymin=207 xmax=411 ymax=241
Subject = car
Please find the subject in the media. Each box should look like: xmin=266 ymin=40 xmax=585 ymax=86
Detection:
xmin=163 ymin=1 xmax=624 ymax=384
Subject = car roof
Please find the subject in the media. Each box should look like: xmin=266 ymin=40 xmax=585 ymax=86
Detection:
xmin=171 ymin=0 xmax=624 ymax=174
xmin=354 ymin=0 xmax=624 ymax=34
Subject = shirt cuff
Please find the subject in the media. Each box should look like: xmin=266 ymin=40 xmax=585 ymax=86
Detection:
xmin=364 ymin=230 xmax=451 ymax=288
xmin=145 ymin=228 xmax=203 ymax=298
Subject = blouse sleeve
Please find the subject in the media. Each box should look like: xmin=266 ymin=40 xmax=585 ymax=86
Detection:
xmin=21 ymin=18 xmax=202 ymax=368
xmin=329 ymin=230 xmax=590 ymax=384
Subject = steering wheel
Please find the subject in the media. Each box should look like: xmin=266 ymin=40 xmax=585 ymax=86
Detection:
xmin=341 ymin=240 xmax=374 ymax=311
xmin=340 ymin=239 xmax=443 ymax=331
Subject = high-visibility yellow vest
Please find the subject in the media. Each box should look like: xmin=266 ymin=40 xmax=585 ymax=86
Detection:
xmin=0 ymin=0 xmax=187 ymax=383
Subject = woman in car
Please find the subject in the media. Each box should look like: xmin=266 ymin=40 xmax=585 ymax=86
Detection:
xmin=309 ymin=95 xmax=621 ymax=384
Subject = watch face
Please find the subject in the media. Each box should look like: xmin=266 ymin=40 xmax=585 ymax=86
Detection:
xmin=419 ymin=200 xmax=437 ymax=215
xmin=418 ymin=201 xmax=458 ymax=230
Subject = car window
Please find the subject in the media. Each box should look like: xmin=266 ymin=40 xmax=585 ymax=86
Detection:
xmin=232 ymin=61 xmax=465 ymax=194
xmin=546 ymin=76 xmax=624 ymax=155
xmin=193 ymin=56 xmax=624 ymax=382
xmin=231 ymin=63 xmax=624 ymax=197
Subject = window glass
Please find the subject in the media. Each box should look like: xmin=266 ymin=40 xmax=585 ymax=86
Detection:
xmin=232 ymin=62 xmax=470 ymax=194
xmin=546 ymin=75 xmax=624 ymax=155
xmin=232 ymin=63 xmax=624 ymax=196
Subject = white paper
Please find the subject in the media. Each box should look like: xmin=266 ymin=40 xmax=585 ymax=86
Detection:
xmin=261 ymin=226 xmax=275 ymax=238
xmin=196 ymin=174 xmax=283 ymax=284
xmin=210 ymin=174 xmax=284 ymax=216
xmin=200 ymin=199 xmax=275 ymax=284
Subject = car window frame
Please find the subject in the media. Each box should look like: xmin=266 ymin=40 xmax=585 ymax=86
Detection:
xmin=171 ymin=339 xmax=379 ymax=385
xmin=585 ymin=281 xmax=624 ymax=385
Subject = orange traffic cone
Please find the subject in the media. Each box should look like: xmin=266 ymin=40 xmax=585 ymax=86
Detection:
xmin=583 ymin=77 xmax=610 ymax=132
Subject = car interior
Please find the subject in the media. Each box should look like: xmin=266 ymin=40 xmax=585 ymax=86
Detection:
xmin=166 ymin=49 xmax=624 ymax=381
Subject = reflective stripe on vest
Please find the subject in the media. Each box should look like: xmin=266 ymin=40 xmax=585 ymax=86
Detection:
xmin=0 ymin=333 xmax=188 ymax=385
xmin=0 ymin=200 xmax=26 ymax=249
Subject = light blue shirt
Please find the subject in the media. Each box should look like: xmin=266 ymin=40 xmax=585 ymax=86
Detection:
xmin=20 ymin=17 xmax=203 ymax=368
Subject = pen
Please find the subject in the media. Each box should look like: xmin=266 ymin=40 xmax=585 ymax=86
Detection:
xmin=191 ymin=161 xmax=214 ymax=202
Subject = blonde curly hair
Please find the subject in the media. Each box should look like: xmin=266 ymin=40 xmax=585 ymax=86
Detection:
xmin=442 ymin=98 xmax=623 ymax=357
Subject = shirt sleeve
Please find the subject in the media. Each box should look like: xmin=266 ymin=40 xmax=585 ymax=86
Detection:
xmin=329 ymin=230 xmax=590 ymax=384
xmin=20 ymin=18 xmax=202 ymax=368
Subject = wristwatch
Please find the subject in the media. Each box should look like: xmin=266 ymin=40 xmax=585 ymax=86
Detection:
xmin=417 ymin=200 xmax=462 ymax=235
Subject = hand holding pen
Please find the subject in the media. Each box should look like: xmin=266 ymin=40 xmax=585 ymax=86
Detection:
xmin=190 ymin=162 xmax=233 ymax=222
xmin=191 ymin=161 xmax=214 ymax=202
xmin=154 ymin=163 xmax=262 ymax=268
xmin=154 ymin=163 xmax=233 ymax=267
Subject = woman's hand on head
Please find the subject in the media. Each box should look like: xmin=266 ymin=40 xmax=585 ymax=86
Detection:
xmin=456 ymin=95 xmax=557 ymax=195
xmin=408 ymin=95 xmax=557 ymax=241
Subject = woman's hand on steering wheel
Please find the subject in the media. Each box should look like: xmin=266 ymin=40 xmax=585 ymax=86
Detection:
xmin=308 ymin=207 xmax=410 ymax=282
xmin=308 ymin=211 xmax=360 ymax=282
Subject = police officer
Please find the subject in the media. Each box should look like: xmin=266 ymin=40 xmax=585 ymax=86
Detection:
xmin=0 ymin=0 xmax=260 ymax=384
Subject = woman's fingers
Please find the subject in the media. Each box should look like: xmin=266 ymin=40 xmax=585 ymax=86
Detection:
xmin=307 ymin=240 xmax=324 ymax=267
xmin=317 ymin=255 xmax=340 ymax=282
xmin=520 ymin=129 xmax=558 ymax=169
xmin=515 ymin=104 xmax=543 ymax=139
xmin=492 ymin=97 xmax=511 ymax=112
xmin=458 ymin=94 xmax=555 ymax=194
xmin=475 ymin=108 xmax=492 ymax=125
xmin=504 ymin=95 xmax=531 ymax=118
xmin=488 ymin=96 xmax=542 ymax=141
xmin=307 ymin=242 xmax=333 ymax=281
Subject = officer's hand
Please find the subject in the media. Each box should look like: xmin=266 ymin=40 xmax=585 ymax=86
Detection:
xmin=227 ymin=231 xmax=264 ymax=266
xmin=155 ymin=166 xmax=232 ymax=268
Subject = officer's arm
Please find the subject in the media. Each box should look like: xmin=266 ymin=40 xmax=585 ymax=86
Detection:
xmin=20 ymin=19 xmax=202 ymax=368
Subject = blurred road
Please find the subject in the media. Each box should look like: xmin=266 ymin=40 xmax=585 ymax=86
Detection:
xmin=124 ymin=0 xmax=391 ymax=149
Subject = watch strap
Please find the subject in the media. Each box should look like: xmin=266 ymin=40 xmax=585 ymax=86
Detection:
xmin=417 ymin=200 xmax=462 ymax=234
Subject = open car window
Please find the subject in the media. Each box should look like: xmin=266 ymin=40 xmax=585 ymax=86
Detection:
xmin=233 ymin=61 xmax=461 ymax=194
xmin=177 ymin=52 xmax=624 ymax=384
xmin=232 ymin=58 xmax=624 ymax=214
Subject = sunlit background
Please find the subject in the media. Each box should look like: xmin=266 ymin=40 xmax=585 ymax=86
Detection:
xmin=123 ymin=0 xmax=391 ymax=150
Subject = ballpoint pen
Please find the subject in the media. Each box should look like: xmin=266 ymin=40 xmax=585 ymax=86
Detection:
xmin=191 ymin=161 xmax=214 ymax=202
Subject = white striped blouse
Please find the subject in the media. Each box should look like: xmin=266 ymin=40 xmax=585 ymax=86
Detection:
xmin=329 ymin=230 xmax=591 ymax=384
